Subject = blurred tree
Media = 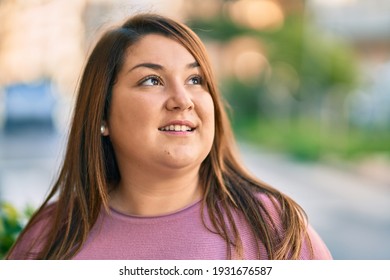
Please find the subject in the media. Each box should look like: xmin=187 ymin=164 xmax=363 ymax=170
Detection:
xmin=0 ymin=202 xmax=34 ymax=259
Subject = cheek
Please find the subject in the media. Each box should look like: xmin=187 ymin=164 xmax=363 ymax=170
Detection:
xmin=108 ymin=96 xmax=141 ymax=140
xmin=109 ymin=92 xmax=154 ymax=125
xmin=206 ymin=95 xmax=215 ymax=122
xmin=107 ymin=99 xmax=152 ymax=156
xmin=200 ymin=95 xmax=216 ymax=137
xmin=110 ymin=101 xmax=135 ymax=127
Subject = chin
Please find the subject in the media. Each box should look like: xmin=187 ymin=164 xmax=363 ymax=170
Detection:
xmin=156 ymin=147 xmax=210 ymax=169
xmin=158 ymin=152 xmax=204 ymax=169
xmin=163 ymin=157 xmax=199 ymax=169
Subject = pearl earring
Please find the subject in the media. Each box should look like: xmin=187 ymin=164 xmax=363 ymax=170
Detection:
xmin=100 ymin=124 xmax=106 ymax=134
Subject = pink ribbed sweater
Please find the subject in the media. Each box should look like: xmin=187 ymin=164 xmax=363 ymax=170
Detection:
xmin=9 ymin=195 xmax=332 ymax=260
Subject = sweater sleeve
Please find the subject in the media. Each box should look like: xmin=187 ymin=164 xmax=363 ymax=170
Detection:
xmin=258 ymin=192 xmax=333 ymax=260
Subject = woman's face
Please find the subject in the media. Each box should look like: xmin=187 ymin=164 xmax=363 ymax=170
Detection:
xmin=106 ymin=34 xmax=215 ymax=174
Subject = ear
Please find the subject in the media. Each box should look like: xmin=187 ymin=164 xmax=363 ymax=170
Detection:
xmin=100 ymin=121 xmax=110 ymax=136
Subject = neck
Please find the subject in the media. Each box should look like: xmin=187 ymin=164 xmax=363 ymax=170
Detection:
xmin=109 ymin=167 xmax=202 ymax=216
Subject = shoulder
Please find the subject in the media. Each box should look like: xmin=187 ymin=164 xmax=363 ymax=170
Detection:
xmin=254 ymin=192 xmax=333 ymax=259
xmin=7 ymin=203 xmax=55 ymax=259
xmin=253 ymin=192 xmax=283 ymax=226
xmin=304 ymin=225 xmax=333 ymax=259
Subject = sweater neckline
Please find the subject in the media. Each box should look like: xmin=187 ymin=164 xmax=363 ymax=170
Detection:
xmin=107 ymin=198 xmax=203 ymax=221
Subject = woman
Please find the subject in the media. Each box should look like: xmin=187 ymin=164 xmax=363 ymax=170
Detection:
xmin=6 ymin=13 xmax=332 ymax=260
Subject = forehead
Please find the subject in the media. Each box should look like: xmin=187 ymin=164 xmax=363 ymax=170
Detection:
xmin=123 ymin=34 xmax=196 ymax=67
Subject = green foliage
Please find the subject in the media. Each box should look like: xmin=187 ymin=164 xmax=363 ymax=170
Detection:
xmin=237 ymin=118 xmax=390 ymax=161
xmin=0 ymin=202 xmax=34 ymax=259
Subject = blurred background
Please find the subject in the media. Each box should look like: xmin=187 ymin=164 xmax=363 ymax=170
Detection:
xmin=0 ymin=0 xmax=389 ymax=259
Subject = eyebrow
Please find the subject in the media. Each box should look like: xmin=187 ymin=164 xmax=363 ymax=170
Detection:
xmin=128 ymin=61 xmax=200 ymax=72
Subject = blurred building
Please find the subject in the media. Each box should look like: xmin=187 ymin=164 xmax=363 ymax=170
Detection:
xmin=309 ymin=0 xmax=390 ymax=128
xmin=0 ymin=0 xmax=187 ymax=93
xmin=0 ymin=0 xmax=88 ymax=131
xmin=310 ymin=0 xmax=390 ymax=43
xmin=0 ymin=0 xmax=86 ymax=94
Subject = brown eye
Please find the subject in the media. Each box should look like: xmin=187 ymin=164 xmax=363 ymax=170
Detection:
xmin=188 ymin=75 xmax=203 ymax=85
xmin=140 ymin=75 xmax=163 ymax=86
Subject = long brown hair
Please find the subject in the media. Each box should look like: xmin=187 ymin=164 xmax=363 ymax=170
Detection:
xmin=7 ymin=13 xmax=311 ymax=259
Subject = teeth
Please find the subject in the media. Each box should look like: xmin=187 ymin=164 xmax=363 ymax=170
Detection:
xmin=160 ymin=125 xmax=193 ymax=132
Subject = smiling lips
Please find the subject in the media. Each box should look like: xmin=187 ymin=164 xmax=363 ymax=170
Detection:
xmin=158 ymin=121 xmax=196 ymax=132
xmin=159 ymin=125 xmax=194 ymax=132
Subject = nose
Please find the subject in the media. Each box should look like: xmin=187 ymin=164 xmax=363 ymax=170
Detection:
xmin=165 ymin=83 xmax=194 ymax=111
